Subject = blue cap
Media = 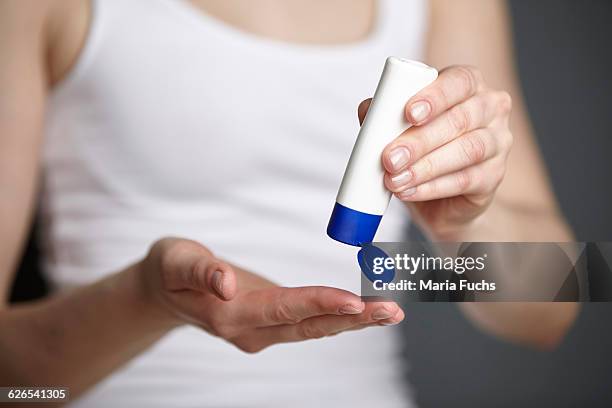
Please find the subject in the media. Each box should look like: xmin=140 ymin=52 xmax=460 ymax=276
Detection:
xmin=358 ymin=244 xmax=396 ymax=284
xmin=326 ymin=202 xmax=383 ymax=247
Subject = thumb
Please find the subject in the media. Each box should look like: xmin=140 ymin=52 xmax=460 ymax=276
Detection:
xmin=157 ymin=239 xmax=237 ymax=301
xmin=357 ymin=98 xmax=372 ymax=126
xmin=185 ymin=258 xmax=237 ymax=301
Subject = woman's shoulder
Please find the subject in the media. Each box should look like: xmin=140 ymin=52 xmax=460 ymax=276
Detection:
xmin=0 ymin=0 xmax=90 ymax=88
xmin=1 ymin=0 xmax=89 ymax=87
xmin=45 ymin=0 xmax=91 ymax=87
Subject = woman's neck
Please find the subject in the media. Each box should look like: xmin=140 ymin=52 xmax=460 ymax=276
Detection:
xmin=188 ymin=0 xmax=377 ymax=45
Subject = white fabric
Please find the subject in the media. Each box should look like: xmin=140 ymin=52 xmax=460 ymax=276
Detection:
xmin=41 ymin=0 xmax=429 ymax=406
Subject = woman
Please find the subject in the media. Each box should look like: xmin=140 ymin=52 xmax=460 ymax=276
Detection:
xmin=0 ymin=0 xmax=578 ymax=406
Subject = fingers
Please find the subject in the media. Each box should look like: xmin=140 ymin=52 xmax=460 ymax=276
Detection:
xmin=405 ymin=65 xmax=484 ymax=125
xmin=395 ymin=159 xmax=506 ymax=202
xmin=268 ymin=301 xmax=403 ymax=340
xmin=381 ymin=87 xmax=512 ymax=202
xmin=383 ymin=91 xmax=510 ymax=174
xmin=385 ymin=129 xmax=497 ymax=193
xmin=232 ymin=286 xmax=366 ymax=327
xmin=347 ymin=306 xmax=406 ymax=330
xmin=157 ymin=238 xmax=237 ymax=301
xmin=234 ymin=302 xmax=404 ymax=353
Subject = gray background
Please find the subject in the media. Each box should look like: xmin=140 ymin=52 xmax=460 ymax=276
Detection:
xmin=9 ymin=0 xmax=612 ymax=407
xmin=402 ymin=1 xmax=612 ymax=407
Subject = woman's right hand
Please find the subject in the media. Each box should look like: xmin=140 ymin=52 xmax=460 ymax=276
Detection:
xmin=138 ymin=238 xmax=404 ymax=353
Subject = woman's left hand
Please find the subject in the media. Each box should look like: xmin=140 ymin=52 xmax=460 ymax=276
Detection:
xmin=359 ymin=65 xmax=514 ymax=239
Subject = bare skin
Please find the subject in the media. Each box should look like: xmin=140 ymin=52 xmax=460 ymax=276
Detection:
xmin=0 ymin=0 xmax=578 ymax=401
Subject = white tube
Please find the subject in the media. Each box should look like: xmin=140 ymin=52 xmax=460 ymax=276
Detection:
xmin=327 ymin=57 xmax=438 ymax=246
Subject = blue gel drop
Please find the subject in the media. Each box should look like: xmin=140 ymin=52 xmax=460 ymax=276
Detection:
xmin=357 ymin=244 xmax=395 ymax=284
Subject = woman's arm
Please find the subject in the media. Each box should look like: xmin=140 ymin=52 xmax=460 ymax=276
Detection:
xmin=356 ymin=0 xmax=578 ymax=348
xmin=0 ymin=0 xmax=48 ymax=302
xmin=426 ymin=0 xmax=578 ymax=349
xmin=426 ymin=0 xmax=573 ymax=242
xmin=0 ymin=238 xmax=404 ymax=399
xmin=0 ymin=261 xmax=172 ymax=394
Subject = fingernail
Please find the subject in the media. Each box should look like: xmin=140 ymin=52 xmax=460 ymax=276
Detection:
xmin=388 ymin=147 xmax=410 ymax=171
xmin=410 ymin=101 xmax=431 ymax=123
xmin=212 ymin=270 xmax=224 ymax=296
xmin=380 ymin=321 xmax=400 ymax=326
xmin=372 ymin=308 xmax=394 ymax=320
xmin=399 ymin=187 xmax=417 ymax=198
xmin=340 ymin=303 xmax=364 ymax=315
xmin=391 ymin=170 xmax=412 ymax=186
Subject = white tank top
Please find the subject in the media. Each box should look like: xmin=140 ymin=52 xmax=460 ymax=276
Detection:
xmin=41 ymin=0 xmax=428 ymax=406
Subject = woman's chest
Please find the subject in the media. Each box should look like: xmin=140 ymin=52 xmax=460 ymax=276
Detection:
xmin=45 ymin=0 xmax=427 ymax=201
